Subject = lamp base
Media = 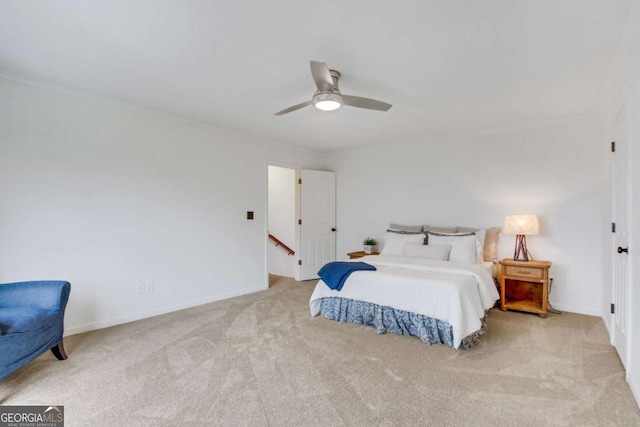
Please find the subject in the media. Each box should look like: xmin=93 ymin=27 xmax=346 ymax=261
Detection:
xmin=513 ymin=235 xmax=531 ymax=261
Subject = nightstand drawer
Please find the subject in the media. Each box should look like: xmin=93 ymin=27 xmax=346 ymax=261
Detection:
xmin=504 ymin=265 xmax=543 ymax=279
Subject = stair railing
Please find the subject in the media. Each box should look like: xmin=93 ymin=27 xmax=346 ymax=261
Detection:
xmin=268 ymin=234 xmax=295 ymax=256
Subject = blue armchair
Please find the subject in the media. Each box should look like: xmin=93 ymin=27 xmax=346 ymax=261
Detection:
xmin=0 ymin=280 xmax=71 ymax=379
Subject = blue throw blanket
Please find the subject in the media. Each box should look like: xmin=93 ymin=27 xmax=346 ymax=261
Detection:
xmin=318 ymin=262 xmax=376 ymax=291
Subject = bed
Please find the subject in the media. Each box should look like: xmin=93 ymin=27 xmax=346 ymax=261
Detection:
xmin=309 ymin=225 xmax=501 ymax=349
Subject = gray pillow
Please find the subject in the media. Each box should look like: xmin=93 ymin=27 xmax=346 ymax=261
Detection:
xmin=389 ymin=223 xmax=423 ymax=232
xmin=457 ymin=226 xmax=480 ymax=233
xmin=424 ymin=225 xmax=458 ymax=233
xmin=387 ymin=228 xmax=427 ymax=245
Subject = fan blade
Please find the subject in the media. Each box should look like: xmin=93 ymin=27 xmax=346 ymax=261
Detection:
xmin=310 ymin=61 xmax=334 ymax=91
xmin=343 ymin=95 xmax=392 ymax=112
xmin=274 ymin=100 xmax=312 ymax=116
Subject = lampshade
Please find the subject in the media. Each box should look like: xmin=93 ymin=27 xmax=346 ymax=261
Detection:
xmin=504 ymin=214 xmax=539 ymax=236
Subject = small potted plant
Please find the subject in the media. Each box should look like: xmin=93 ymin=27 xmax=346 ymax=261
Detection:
xmin=362 ymin=237 xmax=378 ymax=254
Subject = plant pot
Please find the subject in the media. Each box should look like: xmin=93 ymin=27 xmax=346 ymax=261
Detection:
xmin=363 ymin=245 xmax=377 ymax=254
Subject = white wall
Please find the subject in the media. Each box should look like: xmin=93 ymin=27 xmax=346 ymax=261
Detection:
xmin=267 ymin=165 xmax=296 ymax=277
xmin=0 ymin=77 xmax=326 ymax=335
xmin=327 ymin=117 xmax=607 ymax=316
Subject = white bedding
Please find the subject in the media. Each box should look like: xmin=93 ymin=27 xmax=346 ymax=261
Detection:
xmin=481 ymin=261 xmax=499 ymax=279
xmin=309 ymin=255 xmax=499 ymax=349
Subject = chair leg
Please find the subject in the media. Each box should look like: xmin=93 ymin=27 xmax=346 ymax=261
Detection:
xmin=51 ymin=341 xmax=68 ymax=360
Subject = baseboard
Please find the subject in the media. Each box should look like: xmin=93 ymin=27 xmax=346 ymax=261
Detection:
xmin=601 ymin=312 xmax=613 ymax=341
xmin=629 ymin=373 xmax=640 ymax=410
xmin=64 ymin=284 xmax=267 ymax=336
xmin=549 ymin=302 xmax=602 ymax=317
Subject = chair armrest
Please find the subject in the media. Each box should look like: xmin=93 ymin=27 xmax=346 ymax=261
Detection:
xmin=0 ymin=281 xmax=71 ymax=311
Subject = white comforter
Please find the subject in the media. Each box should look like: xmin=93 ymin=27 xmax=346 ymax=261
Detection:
xmin=309 ymin=255 xmax=499 ymax=349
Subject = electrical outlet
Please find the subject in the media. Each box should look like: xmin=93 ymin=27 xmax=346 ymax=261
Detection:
xmin=145 ymin=281 xmax=154 ymax=293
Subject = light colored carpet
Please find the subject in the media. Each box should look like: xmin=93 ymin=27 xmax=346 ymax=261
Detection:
xmin=1 ymin=275 xmax=638 ymax=426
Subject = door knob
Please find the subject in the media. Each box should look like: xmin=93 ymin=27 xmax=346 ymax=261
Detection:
xmin=617 ymin=246 xmax=629 ymax=254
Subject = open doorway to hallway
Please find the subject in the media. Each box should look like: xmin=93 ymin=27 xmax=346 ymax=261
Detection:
xmin=267 ymin=165 xmax=297 ymax=286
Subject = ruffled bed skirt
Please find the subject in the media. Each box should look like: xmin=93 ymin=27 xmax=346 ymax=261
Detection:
xmin=319 ymin=297 xmax=487 ymax=349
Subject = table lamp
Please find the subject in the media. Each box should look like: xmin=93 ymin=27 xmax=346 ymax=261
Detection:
xmin=504 ymin=214 xmax=539 ymax=261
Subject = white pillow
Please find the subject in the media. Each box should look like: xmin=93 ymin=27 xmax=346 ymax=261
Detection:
xmin=427 ymin=231 xmax=485 ymax=264
xmin=474 ymin=229 xmax=486 ymax=261
xmin=380 ymin=231 xmax=425 ymax=256
xmin=403 ymin=242 xmax=452 ymax=260
xmin=453 ymin=228 xmax=487 ymax=261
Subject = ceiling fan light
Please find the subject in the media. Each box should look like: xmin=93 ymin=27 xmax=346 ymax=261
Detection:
xmin=315 ymin=100 xmax=342 ymax=111
xmin=313 ymin=93 xmax=343 ymax=111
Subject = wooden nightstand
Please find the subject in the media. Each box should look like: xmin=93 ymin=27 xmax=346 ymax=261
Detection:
xmin=347 ymin=251 xmax=380 ymax=259
xmin=499 ymin=258 xmax=551 ymax=318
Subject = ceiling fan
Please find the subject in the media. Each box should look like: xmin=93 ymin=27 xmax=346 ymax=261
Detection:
xmin=274 ymin=61 xmax=392 ymax=115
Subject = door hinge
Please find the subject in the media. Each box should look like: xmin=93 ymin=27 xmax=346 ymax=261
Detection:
xmin=612 ymin=222 xmax=616 ymax=233
xmin=298 ymin=260 xmax=302 ymax=266
xmin=298 ymin=219 xmax=302 ymax=225
xmin=298 ymin=178 xmax=302 ymax=184
xmin=611 ymin=141 xmax=616 ymax=152
xmin=611 ymin=303 xmax=615 ymax=314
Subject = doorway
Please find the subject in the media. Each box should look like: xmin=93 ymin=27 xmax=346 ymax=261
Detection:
xmin=267 ymin=166 xmax=337 ymax=286
xmin=267 ymin=165 xmax=297 ymax=285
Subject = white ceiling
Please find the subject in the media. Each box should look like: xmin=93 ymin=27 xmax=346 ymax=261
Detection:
xmin=0 ymin=1 xmax=634 ymax=153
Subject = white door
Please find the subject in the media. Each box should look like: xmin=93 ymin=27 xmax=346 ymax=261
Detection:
xmin=296 ymin=169 xmax=336 ymax=281
xmin=612 ymin=101 xmax=630 ymax=368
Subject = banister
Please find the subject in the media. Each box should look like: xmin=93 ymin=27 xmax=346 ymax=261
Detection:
xmin=268 ymin=234 xmax=295 ymax=256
